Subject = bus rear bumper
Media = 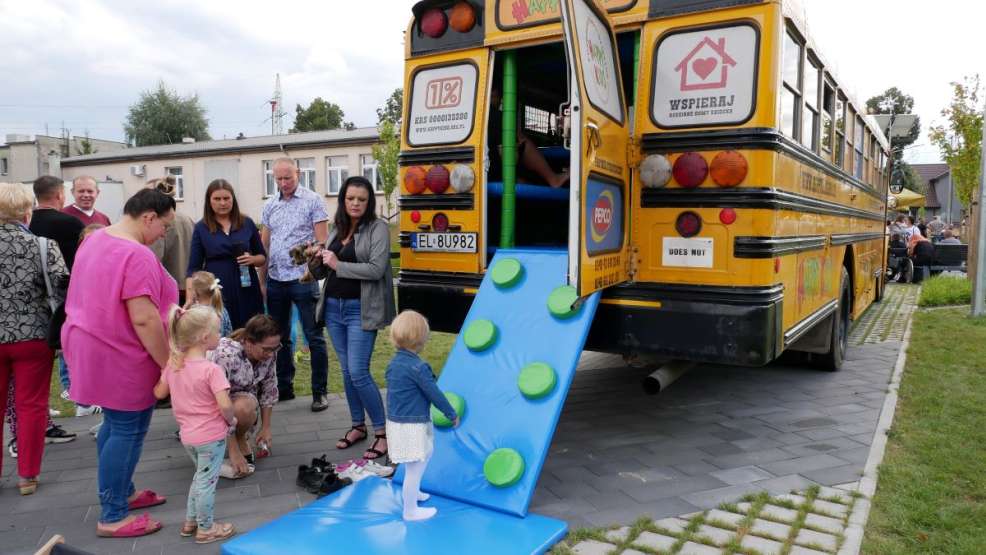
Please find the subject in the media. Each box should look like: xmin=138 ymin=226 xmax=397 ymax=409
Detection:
xmin=587 ymin=283 xmax=784 ymax=367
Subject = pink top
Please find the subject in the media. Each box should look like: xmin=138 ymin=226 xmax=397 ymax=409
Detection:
xmin=163 ymin=358 xmax=230 ymax=446
xmin=63 ymin=229 xmax=178 ymax=411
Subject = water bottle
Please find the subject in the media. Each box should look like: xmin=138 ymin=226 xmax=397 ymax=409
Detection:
xmin=239 ymin=265 xmax=252 ymax=287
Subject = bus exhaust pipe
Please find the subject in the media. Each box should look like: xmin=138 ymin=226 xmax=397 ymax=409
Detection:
xmin=642 ymin=361 xmax=696 ymax=395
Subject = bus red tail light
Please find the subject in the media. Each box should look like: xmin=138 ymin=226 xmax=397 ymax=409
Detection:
xmin=675 ymin=211 xmax=702 ymax=238
xmin=432 ymin=212 xmax=450 ymax=232
xmin=448 ymin=1 xmax=476 ymax=33
xmin=672 ymin=152 xmax=708 ymax=188
xmin=719 ymin=208 xmax=737 ymax=225
xmin=710 ymin=151 xmax=748 ymax=187
xmin=404 ymin=166 xmax=427 ymax=194
xmin=410 ymin=210 xmax=421 ymax=224
xmin=425 ymin=165 xmax=450 ymax=193
xmin=421 ymin=8 xmax=448 ymax=38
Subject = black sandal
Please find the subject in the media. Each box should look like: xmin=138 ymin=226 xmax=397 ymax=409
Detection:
xmin=363 ymin=434 xmax=387 ymax=460
xmin=336 ymin=425 xmax=367 ymax=449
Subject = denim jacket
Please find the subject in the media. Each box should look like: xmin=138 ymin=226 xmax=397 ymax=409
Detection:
xmin=385 ymin=349 xmax=456 ymax=424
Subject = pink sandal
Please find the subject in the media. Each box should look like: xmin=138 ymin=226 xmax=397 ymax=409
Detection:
xmin=128 ymin=489 xmax=167 ymax=510
xmin=97 ymin=513 xmax=163 ymax=538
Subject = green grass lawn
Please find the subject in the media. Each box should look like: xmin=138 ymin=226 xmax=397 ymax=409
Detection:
xmin=862 ymin=307 xmax=986 ymax=553
xmin=917 ymin=274 xmax=971 ymax=307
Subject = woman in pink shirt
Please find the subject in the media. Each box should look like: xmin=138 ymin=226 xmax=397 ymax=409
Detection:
xmin=62 ymin=188 xmax=178 ymax=538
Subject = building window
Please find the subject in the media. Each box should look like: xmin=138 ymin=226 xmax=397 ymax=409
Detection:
xmin=326 ymin=156 xmax=350 ymax=196
xmin=0 ymin=157 xmax=7 ymax=175
xmin=296 ymin=157 xmax=316 ymax=192
xmin=263 ymin=160 xmax=275 ymax=197
xmin=165 ymin=167 xmax=184 ymax=200
xmin=361 ymin=154 xmax=384 ymax=193
xmin=780 ymin=30 xmax=802 ymax=140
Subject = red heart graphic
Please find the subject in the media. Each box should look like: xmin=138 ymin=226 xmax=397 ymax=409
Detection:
xmin=692 ymin=57 xmax=718 ymax=80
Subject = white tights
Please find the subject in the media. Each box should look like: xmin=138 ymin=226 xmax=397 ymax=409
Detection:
xmin=401 ymin=453 xmax=436 ymax=521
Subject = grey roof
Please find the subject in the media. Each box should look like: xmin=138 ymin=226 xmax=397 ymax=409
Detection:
xmin=61 ymin=127 xmax=379 ymax=166
xmin=912 ymin=163 xmax=949 ymax=185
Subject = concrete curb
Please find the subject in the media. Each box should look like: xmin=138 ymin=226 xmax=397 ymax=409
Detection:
xmin=837 ymin=304 xmax=916 ymax=554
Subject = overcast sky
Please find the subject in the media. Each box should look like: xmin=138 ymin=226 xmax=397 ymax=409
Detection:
xmin=0 ymin=0 xmax=980 ymax=164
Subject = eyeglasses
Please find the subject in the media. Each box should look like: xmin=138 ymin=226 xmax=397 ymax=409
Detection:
xmin=259 ymin=344 xmax=282 ymax=355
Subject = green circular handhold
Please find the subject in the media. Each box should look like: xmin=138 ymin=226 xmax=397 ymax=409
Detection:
xmin=547 ymin=285 xmax=580 ymax=319
xmin=491 ymin=258 xmax=524 ymax=289
xmin=464 ymin=319 xmax=498 ymax=351
xmin=431 ymin=391 xmax=465 ymax=427
xmin=518 ymin=362 xmax=557 ymax=399
xmin=483 ymin=448 xmax=525 ymax=488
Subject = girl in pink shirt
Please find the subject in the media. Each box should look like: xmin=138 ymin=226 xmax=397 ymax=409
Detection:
xmin=154 ymin=305 xmax=237 ymax=545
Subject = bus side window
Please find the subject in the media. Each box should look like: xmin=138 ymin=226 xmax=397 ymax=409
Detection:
xmin=834 ymin=93 xmax=846 ymax=167
xmin=780 ymin=29 xmax=803 ymax=140
xmin=803 ymin=55 xmax=820 ymax=153
xmin=821 ymin=82 xmax=835 ymax=158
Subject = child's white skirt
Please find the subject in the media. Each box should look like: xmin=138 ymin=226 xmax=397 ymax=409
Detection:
xmin=385 ymin=420 xmax=434 ymax=464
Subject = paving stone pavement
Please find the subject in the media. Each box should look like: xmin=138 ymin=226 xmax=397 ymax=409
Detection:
xmin=0 ymin=285 xmax=913 ymax=554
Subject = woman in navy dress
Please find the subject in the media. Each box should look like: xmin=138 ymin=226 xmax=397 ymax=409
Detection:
xmin=186 ymin=179 xmax=266 ymax=329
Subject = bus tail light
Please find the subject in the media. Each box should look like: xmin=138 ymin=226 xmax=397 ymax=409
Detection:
xmin=672 ymin=152 xmax=708 ymax=188
xmin=432 ymin=212 xmax=450 ymax=232
xmin=421 ymin=8 xmax=448 ymax=38
xmin=675 ymin=211 xmax=702 ymax=238
xmin=710 ymin=151 xmax=748 ymax=187
xmin=450 ymin=164 xmax=475 ymax=193
xmin=426 ymin=165 xmax=451 ymax=193
xmin=640 ymin=154 xmax=672 ymax=188
xmin=719 ymin=208 xmax=737 ymax=225
xmin=405 ymin=166 xmax=427 ymax=194
xmin=410 ymin=210 xmax=421 ymax=224
xmin=449 ymin=1 xmax=476 ymax=33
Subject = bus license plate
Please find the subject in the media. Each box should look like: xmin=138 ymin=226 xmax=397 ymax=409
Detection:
xmin=412 ymin=232 xmax=477 ymax=253
xmin=662 ymin=237 xmax=713 ymax=268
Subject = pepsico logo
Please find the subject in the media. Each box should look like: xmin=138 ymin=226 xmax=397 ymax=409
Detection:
xmin=590 ymin=190 xmax=614 ymax=243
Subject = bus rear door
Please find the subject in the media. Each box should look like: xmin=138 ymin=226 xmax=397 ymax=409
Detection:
xmin=560 ymin=0 xmax=632 ymax=296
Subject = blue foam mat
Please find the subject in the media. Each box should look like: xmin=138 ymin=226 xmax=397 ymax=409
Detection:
xmin=220 ymin=477 xmax=568 ymax=555
xmin=394 ymin=249 xmax=600 ymax=517
xmin=487 ymin=181 xmax=570 ymax=201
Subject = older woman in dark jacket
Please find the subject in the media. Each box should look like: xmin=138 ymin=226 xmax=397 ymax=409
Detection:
xmin=310 ymin=176 xmax=396 ymax=460
xmin=0 ymin=182 xmax=69 ymax=495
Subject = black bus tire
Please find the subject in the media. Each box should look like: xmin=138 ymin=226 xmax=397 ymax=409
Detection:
xmin=816 ymin=267 xmax=850 ymax=371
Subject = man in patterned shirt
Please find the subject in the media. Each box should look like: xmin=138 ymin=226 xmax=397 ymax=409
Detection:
xmin=260 ymin=157 xmax=331 ymax=412
xmin=209 ymin=315 xmax=282 ymax=477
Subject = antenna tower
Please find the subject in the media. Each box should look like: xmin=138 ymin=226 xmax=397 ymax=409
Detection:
xmin=269 ymin=74 xmax=286 ymax=135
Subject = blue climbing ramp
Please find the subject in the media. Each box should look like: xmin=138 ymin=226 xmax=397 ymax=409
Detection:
xmin=222 ymin=478 xmax=567 ymax=555
xmin=223 ymin=249 xmax=599 ymax=554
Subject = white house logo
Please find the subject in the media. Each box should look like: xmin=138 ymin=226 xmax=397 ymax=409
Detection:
xmin=675 ymin=36 xmax=736 ymax=91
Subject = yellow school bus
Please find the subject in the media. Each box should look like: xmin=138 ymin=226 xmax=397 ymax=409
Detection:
xmin=396 ymin=0 xmax=890 ymax=370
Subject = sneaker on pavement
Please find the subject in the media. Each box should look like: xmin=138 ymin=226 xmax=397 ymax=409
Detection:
xmin=48 ymin=408 xmax=61 ymax=417
xmin=7 ymin=439 xmax=16 ymax=459
xmin=220 ymin=461 xmax=255 ymax=479
xmin=360 ymin=460 xmax=395 ymax=478
xmin=337 ymin=465 xmax=372 ymax=482
xmin=45 ymin=424 xmax=77 ymax=444
xmin=310 ymin=394 xmax=329 ymax=413
xmin=60 ymin=390 xmax=70 ymax=401
xmin=316 ymin=473 xmax=352 ymax=498
xmin=76 ymin=405 xmax=102 ymax=417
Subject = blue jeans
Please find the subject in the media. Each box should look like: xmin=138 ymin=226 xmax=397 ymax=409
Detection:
xmin=58 ymin=354 xmax=70 ymax=392
xmin=97 ymin=406 xmax=153 ymax=523
xmin=267 ymin=278 xmax=328 ymax=397
xmin=184 ymin=438 xmax=226 ymax=529
xmin=324 ymin=297 xmax=384 ymax=428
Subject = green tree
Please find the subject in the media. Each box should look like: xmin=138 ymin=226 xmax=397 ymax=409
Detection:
xmin=867 ymin=87 xmax=921 ymax=163
xmin=291 ymin=98 xmax=346 ymax=132
xmin=124 ymin=82 xmax=211 ymax=146
xmin=371 ymin=119 xmax=400 ymax=218
xmin=929 ymin=75 xmax=983 ymax=208
xmin=76 ymin=131 xmax=97 ymax=155
xmin=376 ymin=88 xmax=403 ymax=127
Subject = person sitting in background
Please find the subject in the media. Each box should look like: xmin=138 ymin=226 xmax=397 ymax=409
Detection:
xmin=939 ymin=229 xmax=961 ymax=245
xmin=907 ymin=231 xmax=935 ymax=284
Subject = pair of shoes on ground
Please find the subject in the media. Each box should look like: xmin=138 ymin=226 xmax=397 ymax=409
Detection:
xmin=336 ymin=425 xmax=389 ymax=461
xmin=59 ymin=390 xmax=103 ymax=417
xmin=180 ymin=520 xmax=236 ymax=544
xmin=311 ymin=393 xmax=329 ymax=412
xmin=296 ymin=455 xmax=353 ymax=497
xmin=336 ymin=458 xmax=395 ymax=481
xmin=7 ymin=424 xmax=77 ymax=458
xmin=219 ymin=460 xmax=255 ymax=479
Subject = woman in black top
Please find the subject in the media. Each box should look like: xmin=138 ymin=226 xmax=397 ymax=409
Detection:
xmin=311 ymin=176 xmax=396 ymax=460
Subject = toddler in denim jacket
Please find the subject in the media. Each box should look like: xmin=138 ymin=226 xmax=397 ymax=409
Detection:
xmin=385 ymin=310 xmax=458 ymax=521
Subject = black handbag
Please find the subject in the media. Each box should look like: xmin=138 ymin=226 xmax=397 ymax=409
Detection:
xmin=37 ymin=237 xmax=66 ymax=350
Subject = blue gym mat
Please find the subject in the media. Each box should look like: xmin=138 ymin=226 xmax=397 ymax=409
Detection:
xmin=220 ymin=477 xmax=568 ymax=555
xmin=488 ymin=181 xmax=569 ymax=201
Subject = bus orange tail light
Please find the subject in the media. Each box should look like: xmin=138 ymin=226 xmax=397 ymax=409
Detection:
xmin=432 ymin=212 xmax=450 ymax=232
xmin=672 ymin=152 xmax=707 ymax=188
xmin=675 ymin=211 xmax=702 ymax=238
xmin=404 ymin=166 xmax=427 ymax=194
xmin=448 ymin=1 xmax=476 ymax=33
xmin=425 ymin=165 xmax=450 ymax=193
xmin=710 ymin=151 xmax=748 ymax=187
xmin=421 ymin=8 xmax=448 ymax=38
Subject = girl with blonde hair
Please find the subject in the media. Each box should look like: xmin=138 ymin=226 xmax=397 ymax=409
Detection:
xmin=187 ymin=271 xmax=232 ymax=337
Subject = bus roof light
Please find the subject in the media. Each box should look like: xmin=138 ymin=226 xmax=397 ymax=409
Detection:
xmin=672 ymin=152 xmax=708 ymax=188
xmin=675 ymin=211 xmax=702 ymax=238
xmin=432 ymin=212 xmax=450 ymax=232
xmin=640 ymin=154 xmax=672 ymax=188
xmin=405 ymin=166 xmax=427 ymax=195
xmin=449 ymin=1 xmax=476 ymax=33
xmin=710 ymin=151 xmax=748 ymax=187
xmin=421 ymin=7 xmax=448 ymax=38
xmin=425 ymin=165 xmax=451 ymax=194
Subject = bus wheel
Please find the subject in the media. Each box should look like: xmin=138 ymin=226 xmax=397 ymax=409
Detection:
xmin=817 ymin=267 xmax=850 ymax=371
